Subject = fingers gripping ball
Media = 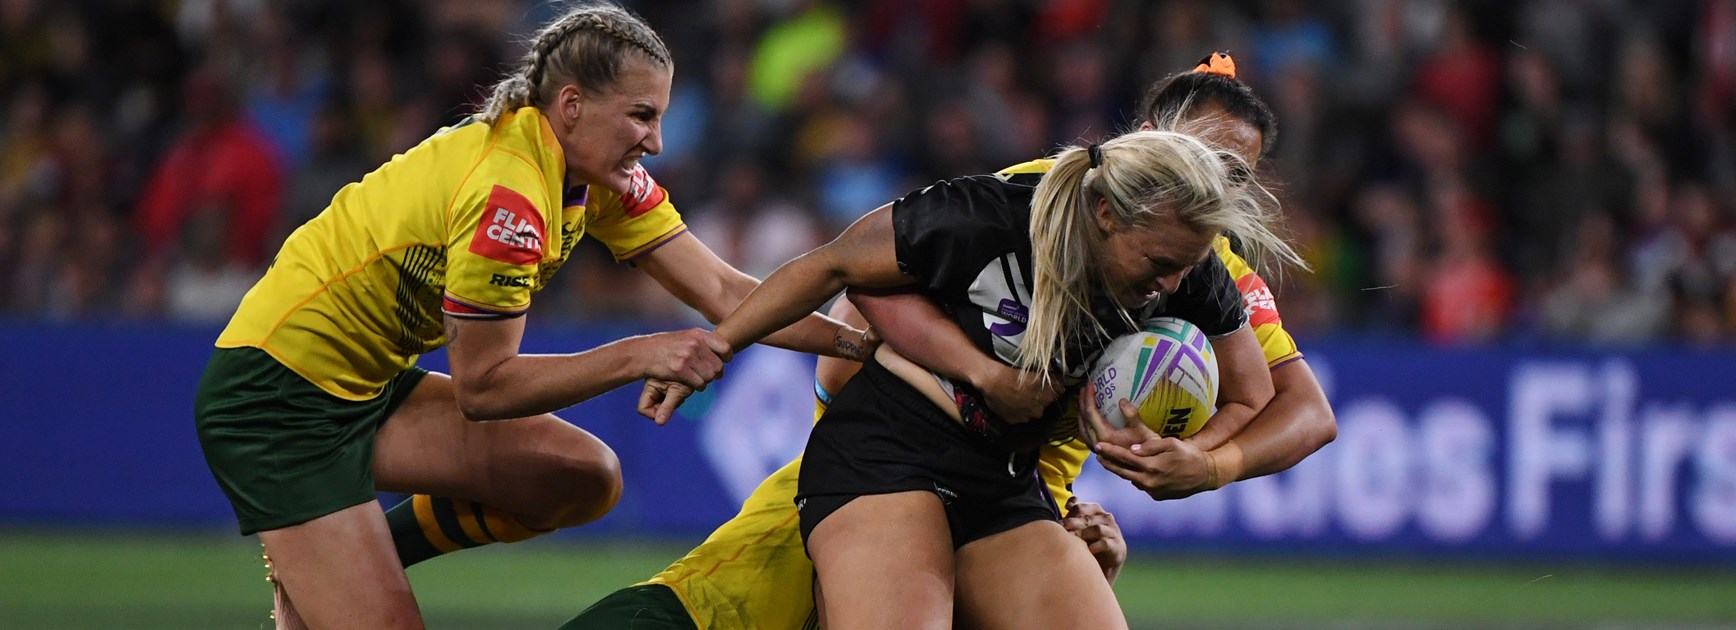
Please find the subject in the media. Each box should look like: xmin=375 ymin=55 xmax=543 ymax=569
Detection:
xmin=1086 ymin=317 xmax=1218 ymax=437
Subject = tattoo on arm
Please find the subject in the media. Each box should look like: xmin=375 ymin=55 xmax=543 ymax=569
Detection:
xmin=835 ymin=335 xmax=863 ymax=361
xmin=445 ymin=318 xmax=459 ymax=345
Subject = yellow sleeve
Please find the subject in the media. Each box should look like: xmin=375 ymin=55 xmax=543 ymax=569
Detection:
xmin=443 ymin=180 xmax=554 ymax=318
xmin=585 ymin=165 xmax=687 ymax=261
xmin=1213 ymin=237 xmax=1302 ymax=367
xmin=644 ymin=458 xmax=814 ymax=630
xmin=1038 ymin=438 xmax=1092 ymax=511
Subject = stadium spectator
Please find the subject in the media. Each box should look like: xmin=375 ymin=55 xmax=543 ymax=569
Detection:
xmin=0 ymin=0 xmax=1728 ymax=344
xmin=133 ymin=65 xmax=284 ymax=270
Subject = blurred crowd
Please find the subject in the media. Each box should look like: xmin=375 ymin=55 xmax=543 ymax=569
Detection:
xmin=2 ymin=0 xmax=1734 ymax=347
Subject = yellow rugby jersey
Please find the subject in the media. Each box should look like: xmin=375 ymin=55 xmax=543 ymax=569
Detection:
xmin=639 ymin=396 xmax=831 ymax=630
xmin=217 ymin=106 xmax=686 ymax=400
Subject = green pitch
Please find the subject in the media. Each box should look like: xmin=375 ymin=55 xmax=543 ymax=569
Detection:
xmin=2 ymin=530 xmax=1733 ymax=629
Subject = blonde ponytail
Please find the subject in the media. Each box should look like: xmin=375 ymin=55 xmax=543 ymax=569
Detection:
xmin=1018 ymin=130 xmax=1305 ymax=378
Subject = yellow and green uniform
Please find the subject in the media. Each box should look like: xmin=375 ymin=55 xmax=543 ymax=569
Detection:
xmin=565 ymin=158 xmax=1303 ymax=630
xmin=217 ymin=106 xmax=685 ymax=399
xmin=196 ymin=106 xmax=685 ymax=535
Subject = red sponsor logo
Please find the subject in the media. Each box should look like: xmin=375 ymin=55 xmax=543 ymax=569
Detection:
xmin=622 ymin=165 xmax=667 ymax=217
xmin=468 ymin=185 xmax=546 ymax=265
xmin=1236 ymin=272 xmax=1281 ymax=327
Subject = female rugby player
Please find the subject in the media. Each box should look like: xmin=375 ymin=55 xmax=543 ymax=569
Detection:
xmin=194 ymin=4 xmax=869 ymax=628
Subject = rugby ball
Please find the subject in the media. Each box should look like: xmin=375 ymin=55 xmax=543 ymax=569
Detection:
xmin=1086 ymin=317 xmax=1218 ymax=436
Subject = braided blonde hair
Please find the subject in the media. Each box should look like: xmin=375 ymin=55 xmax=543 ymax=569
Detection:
xmin=477 ymin=1 xmax=672 ymax=123
xmin=1018 ymin=130 xmax=1305 ymax=378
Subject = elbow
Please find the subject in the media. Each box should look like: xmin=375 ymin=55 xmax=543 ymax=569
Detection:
xmin=456 ymin=397 xmax=503 ymax=422
xmin=704 ymin=272 xmax=762 ymax=324
xmin=453 ymin=382 xmax=512 ymax=422
xmin=1307 ymin=401 xmax=1338 ymax=451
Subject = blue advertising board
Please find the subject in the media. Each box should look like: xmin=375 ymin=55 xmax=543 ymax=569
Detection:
xmin=2 ymin=322 xmax=1732 ymax=562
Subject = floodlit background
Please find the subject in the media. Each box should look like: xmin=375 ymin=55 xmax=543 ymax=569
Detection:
xmin=2 ymin=0 xmax=1734 ymax=628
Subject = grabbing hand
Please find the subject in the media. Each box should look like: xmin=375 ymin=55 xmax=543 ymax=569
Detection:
xmin=638 ymin=328 xmax=733 ymax=390
xmin=638 ymin=378 xmax=694 ymax=426
xmin=1061 ymin=496 xmax=1127 ymax=584
xmin=977 ymin=364 xmax=1064 ymax=425
xmin=1078 ymin=384 xmax=1212 ymax=500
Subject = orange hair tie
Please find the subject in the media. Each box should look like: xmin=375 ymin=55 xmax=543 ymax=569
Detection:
xmin=1192 ymin=52 xmax=1237 ymax=79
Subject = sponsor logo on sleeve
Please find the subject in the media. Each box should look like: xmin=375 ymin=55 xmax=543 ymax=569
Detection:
xmin=469 ymin=185 xmax=546 ymax=265
xmin=622 ymin=165 xmax=668 ymax=217
xmin=1236 ymin=272 xmax=1281 ymax=327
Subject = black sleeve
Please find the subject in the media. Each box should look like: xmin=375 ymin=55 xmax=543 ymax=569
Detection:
xmin=890 ymin=175 xmax=1022 ymax=296
xmin=1160 ymin=253 xmax=1248 ymax=338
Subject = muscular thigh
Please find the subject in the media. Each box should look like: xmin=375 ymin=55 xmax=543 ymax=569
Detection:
xmin=370 ymin=372 xmax=616 ymax=512
xmin=954 ymin=520 xmax=1126 ymax=630
xmin=259 ymin=502 xmax=422 ymax=629
xmin=807 ymin=491 xmax=954 ymax=630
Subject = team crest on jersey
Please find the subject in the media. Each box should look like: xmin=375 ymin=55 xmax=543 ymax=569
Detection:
xmin=622 ymin=165 xmax=667 ymax=217
xmin=968 ymin=252 xmax=1032 ymax=364
xmin=1237 ymin=272 xmax=1280 ymax=327
xmin=469 ymin=185 xmax=546 ymax=266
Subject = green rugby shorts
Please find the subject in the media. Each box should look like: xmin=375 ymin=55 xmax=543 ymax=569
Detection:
xmin=194 ymin=346 xmax=428 ymax=535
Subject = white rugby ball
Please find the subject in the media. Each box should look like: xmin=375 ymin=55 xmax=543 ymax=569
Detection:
xmin=1086 ymin=317 xmax=1218 ymax=436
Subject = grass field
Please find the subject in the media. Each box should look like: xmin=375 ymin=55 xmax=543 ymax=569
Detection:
xmin=2 ymin=530 xmax=1734 ymax=629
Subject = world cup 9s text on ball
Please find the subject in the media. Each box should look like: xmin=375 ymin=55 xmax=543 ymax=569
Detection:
xmin=1085 ymin=317 xmax=1218 ymax=437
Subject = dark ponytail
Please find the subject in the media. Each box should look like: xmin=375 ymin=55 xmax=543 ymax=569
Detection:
xmin=1136 ymin=53 xmax=1278 ymax=158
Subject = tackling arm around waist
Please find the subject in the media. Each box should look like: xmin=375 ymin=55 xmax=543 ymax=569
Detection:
xmin=874 ymin=345 xmax=966 ymax=424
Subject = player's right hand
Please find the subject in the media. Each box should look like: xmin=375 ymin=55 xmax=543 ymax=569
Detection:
xmin=1080 ymin=383 xmax=1210 ymax=499
xmin=977 ymin=364 xmax=1064 ymax=424
xmin=638 ymin=378 xmax=694 ymax=426
xmin=637 ymin=328 xmax=733 ymax=390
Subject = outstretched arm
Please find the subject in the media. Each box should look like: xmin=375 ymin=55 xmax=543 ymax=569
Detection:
xmin=444 ymin=314 xmax=730 ymax=421
xmin=637 ymin=234 xmax=873 ymax=361
xmin=639 ymin=206 xmax=908 ymax=422
xmin=710 ymin=206 xmax=908 ymax=351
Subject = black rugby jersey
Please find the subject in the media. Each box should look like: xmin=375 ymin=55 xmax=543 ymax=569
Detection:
xmin=890 ymin=168 xmax=1247 ymax=450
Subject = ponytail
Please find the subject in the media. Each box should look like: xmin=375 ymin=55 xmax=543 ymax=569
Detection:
xmin=1019 ymin=130 xmax=1304 ymax=378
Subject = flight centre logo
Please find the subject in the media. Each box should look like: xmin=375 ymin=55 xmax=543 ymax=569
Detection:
xmin=1236 ymin=272 xmax=1280 ymax=327
xmin=471 ymin=185 xmax=546 ymax=266
xmin=623 ymin=164 xmax=667 ymax=217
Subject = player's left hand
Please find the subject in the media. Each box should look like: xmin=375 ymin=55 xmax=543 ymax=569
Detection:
xmin=1062 ymin=496 xmax=1126 ymax=584
xmin=1079 ymin=384 xmax=1212 ymax=500
xmin=638 ymin=378 xmax=694 ymax=426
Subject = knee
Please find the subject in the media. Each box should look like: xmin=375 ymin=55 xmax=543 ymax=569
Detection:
xmin=561 ymin=444 xmax=623 ymax=525
xmin=536 ymin=429 xmax=622 ymax=528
